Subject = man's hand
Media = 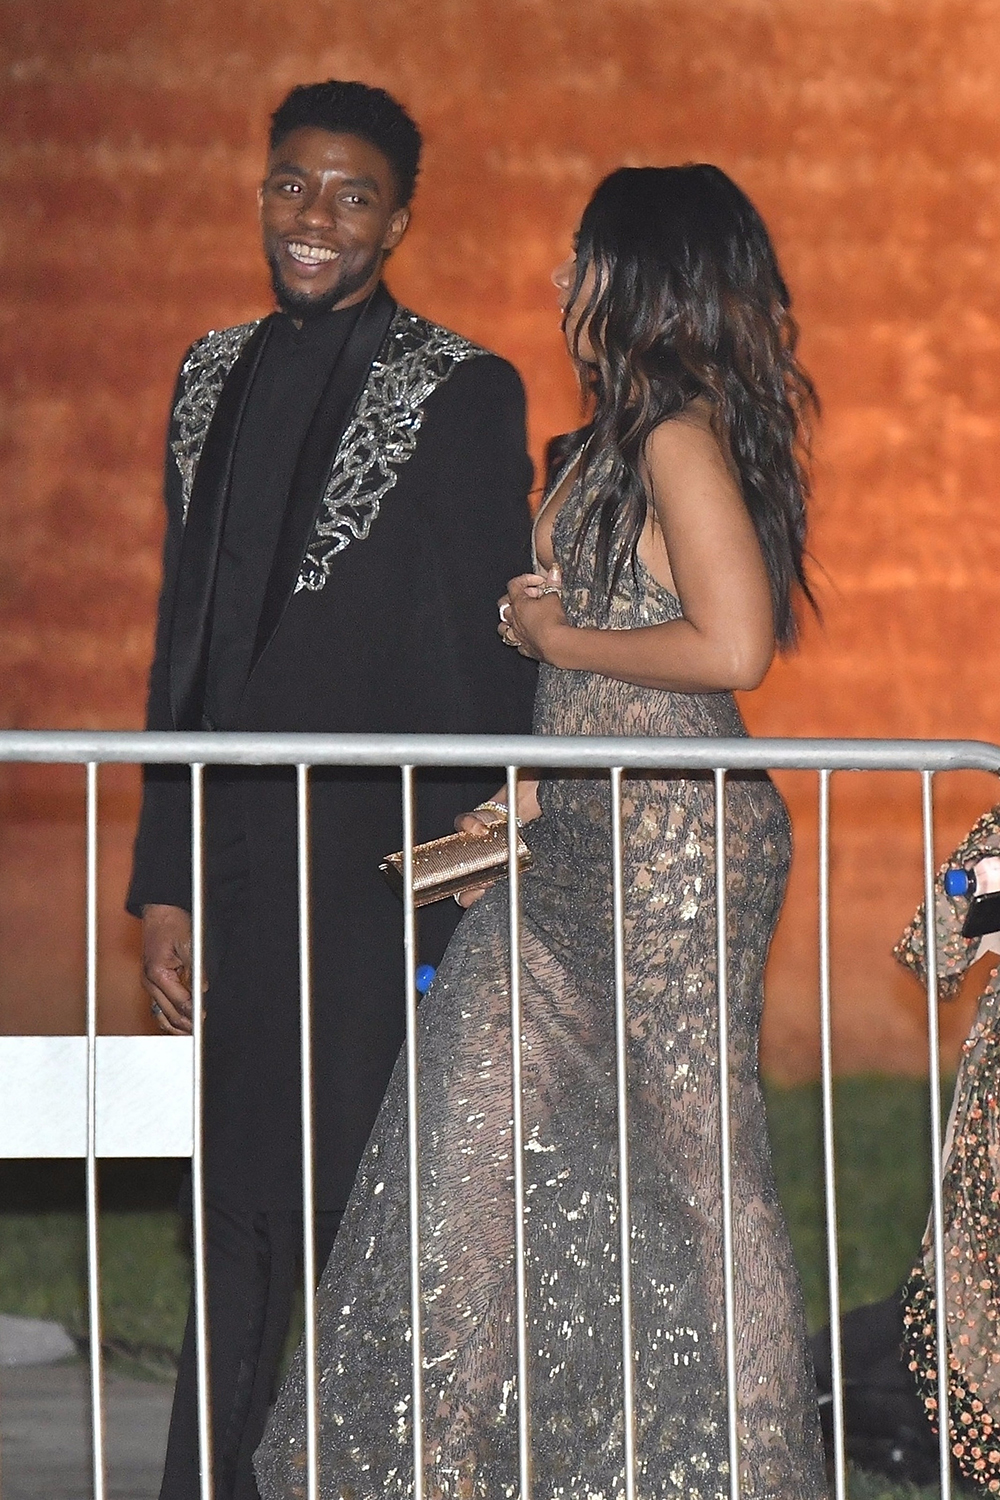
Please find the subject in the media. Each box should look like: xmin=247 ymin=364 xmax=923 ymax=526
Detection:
xmin=142 ymin=904 xmax=195 ymax=1035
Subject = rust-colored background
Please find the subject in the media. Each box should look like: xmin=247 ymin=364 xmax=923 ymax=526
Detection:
xmin=3 ymin=0 xmax=1000 ymax=1077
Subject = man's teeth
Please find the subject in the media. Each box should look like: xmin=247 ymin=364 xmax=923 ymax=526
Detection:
xmin=287 ymin=243 xmax=339 ymax=264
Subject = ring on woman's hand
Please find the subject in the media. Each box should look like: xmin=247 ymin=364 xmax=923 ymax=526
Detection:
xmin=499 ymin=601 xmax=511 ymax=623
xmin=151 ymin=1001 xmax=162 ymax=1018
xmin=502 ymin=627 xmax=518 ymax=647
xmin=539 ymin=585 xmax=562 ymax=597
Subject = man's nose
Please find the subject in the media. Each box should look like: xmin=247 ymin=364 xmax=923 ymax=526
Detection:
xmin=296 ymin=189 xmax=336 ymax=228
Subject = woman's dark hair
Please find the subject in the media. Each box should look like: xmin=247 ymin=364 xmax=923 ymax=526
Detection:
xmin=270 ymin=81 xmax=422 ymax=206
xmin=561 ymin=163 xmax=817 ymax=647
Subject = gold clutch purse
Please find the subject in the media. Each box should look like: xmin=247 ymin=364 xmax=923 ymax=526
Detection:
xmin=379 ymin=824 xmax=532 ymax=907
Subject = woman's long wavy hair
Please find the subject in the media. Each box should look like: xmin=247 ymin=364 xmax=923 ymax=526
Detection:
xmin=558 ymin=163 xmax=817 ymax=647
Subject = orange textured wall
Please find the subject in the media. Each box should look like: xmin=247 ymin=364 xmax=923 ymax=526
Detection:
xmin=3 ymin=0 xmax=1000 ymax=1076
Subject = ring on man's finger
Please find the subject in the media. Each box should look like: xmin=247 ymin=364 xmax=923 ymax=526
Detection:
xmin=151 ymin=1001 xmax=162 ymax=1018
xmin=499 ymin=601 xmax=511 ymax=623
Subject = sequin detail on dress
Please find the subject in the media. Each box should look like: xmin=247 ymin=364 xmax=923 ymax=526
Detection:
xmin=896 ymin=806 xmax=1000 ymax=1490
xmin=254 ymin=459 xmax=828 ymax=1499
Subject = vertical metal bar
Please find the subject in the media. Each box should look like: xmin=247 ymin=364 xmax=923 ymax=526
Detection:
xmin=818 ymin=770 xmax=847 ymax=1500
xmin=921 ymin=770 xmax=952 ymax=1500
xmin=610 ymin=767 xmax=637 ymax=1500
xmin=84 ymin=762 xmax=106 ymax=1500
xmin=507 ymin=765 xmax=532 ymax=1500
xmin=714 ymin=767 xmax=741 ymax=1500
xmin=402 ymin=766 xmax=424 ymax=1500
xmin=190 ymin=762 xmax=213 ymax=1500
xmin=297 ymin=764 xmax=320 ymax=1500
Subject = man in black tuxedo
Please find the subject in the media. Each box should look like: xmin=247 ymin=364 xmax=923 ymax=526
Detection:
xmin=127 ymin=80 xmax=535 ymax=1500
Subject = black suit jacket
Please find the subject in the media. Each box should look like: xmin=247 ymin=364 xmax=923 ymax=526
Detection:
xmin=129 ymin=289 xmax=537 ymax=1210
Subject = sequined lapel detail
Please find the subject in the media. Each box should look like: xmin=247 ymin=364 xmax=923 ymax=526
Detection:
xmin=295 ymin=307 xmax=485 ymax=593
xmin=171 ymin=321 xmax=262 ymax=522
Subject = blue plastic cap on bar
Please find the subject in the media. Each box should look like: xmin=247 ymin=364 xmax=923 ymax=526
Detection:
xmin=944 ymin=868 xmax=972 ymax=897
xmin=415 ymin=964 xmax=436 ymax=995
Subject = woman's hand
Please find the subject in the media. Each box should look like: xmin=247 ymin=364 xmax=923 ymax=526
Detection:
xmin=498 ymin=566 xmax=571 ymax=663
xmin=452 ymin=781 xmax=542 ymax=908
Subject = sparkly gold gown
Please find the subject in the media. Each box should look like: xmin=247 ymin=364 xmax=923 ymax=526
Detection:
xmin=254 ymin=463 xmax=828 ymax=1499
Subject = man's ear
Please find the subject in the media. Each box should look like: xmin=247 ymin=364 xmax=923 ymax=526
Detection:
xmin=382 ymin=206 xmax=411 ymax=252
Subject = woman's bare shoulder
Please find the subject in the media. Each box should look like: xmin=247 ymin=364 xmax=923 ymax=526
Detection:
xmin=645 ymin=401 xmax=731 ymax=484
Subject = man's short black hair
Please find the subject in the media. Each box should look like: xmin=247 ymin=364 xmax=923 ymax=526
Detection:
xmin=269 ymin=81 xmax=422 ymax=206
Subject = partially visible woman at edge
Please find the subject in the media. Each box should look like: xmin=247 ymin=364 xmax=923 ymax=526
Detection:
xmin=256 ymin=164 xmax=828 ymax=1499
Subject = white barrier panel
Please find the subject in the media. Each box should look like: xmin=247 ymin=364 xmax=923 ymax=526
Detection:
xmin=0 ymin=1036 xmax=194 ymax=1158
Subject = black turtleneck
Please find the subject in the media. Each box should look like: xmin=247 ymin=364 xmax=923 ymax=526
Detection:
xmin=202 ymin=301 xmax=364 ymax=728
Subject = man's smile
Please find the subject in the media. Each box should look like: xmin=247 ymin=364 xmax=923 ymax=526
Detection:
xmin=285 ymin=241 xmax=341 ymax=270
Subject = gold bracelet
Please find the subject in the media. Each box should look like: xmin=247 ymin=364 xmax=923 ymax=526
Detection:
xmin=473 ymin=799 xmax=523 ymax=828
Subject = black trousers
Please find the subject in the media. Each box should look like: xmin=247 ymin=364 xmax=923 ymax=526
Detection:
xmin=159 ymin=1201 xmax=342 ymax=1500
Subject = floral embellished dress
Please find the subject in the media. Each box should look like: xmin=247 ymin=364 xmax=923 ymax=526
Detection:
xmin=895 ymin=804 xmax=1000 ymax=1490
xmin=254 ymin=460 xmax=827 ymax=1499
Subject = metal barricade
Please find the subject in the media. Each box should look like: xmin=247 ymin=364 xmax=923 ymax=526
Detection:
xmin=3 ymin=728 xmax=1000 ymax=1500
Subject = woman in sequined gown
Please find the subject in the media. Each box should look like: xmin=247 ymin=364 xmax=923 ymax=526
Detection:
xmin=256 ymin=165 xmax=828 ymax=1498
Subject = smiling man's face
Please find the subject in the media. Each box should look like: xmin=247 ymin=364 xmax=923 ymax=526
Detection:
xmin=259 ymin=127 xmax=410 ymax=320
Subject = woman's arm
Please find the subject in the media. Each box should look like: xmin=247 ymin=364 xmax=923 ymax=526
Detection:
xmin=502 ymin=415 xmax=776 ymax=693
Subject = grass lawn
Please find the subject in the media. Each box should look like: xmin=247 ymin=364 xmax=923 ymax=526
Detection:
xmin=0 ymin=1077 xmax=947 ymax=1491
xmin=0 ymin=1159 xmax=190 ymax=1371
xmin=765 ymin=1074 xmax=938 ymax=1331
xmin=847 ymin=1477 xmax=941 ymax=1500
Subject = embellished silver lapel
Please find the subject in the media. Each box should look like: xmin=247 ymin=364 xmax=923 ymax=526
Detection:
xmin=169 ymin=309 xmax=486 ymax=587
xmin=171 ymin=321 xmax=262 ymax=521
xmin=296 ymin=308 xmax=485 ymax=592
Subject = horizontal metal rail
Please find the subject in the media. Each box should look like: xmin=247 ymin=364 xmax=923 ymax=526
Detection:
xmin=1 ymin=729 xmax=1000 ymax=772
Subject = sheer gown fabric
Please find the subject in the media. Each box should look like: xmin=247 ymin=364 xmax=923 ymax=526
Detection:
xmin=254 ymin=459 xmax=827 ymax=1499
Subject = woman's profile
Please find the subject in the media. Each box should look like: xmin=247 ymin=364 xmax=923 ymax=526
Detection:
xmin=255 ymin=163 xmax=828 ymax=1498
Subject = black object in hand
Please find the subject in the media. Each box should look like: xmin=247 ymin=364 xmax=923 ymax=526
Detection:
xmin=945 ymin=867 xmax=1000 ymax=939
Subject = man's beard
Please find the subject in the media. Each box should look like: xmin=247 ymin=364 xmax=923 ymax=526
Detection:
xmin=267 ymin=251 xmax=379 ymax=321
